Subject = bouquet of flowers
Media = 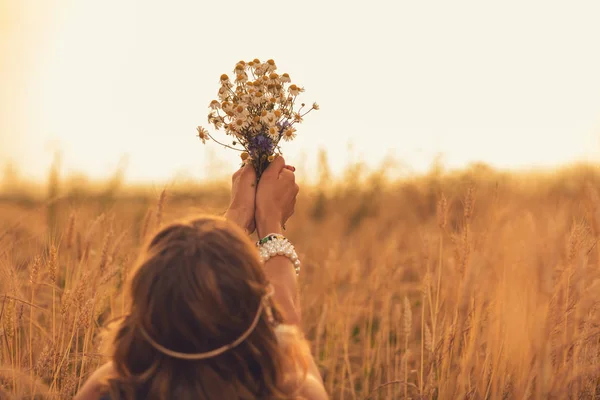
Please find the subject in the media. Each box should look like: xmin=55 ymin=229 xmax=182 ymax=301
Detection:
xmin=196 ymin=59 xmax=318 ymax=178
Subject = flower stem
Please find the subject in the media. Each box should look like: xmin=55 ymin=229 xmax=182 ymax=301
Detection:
xmin=206 ymin=132 xmax=244 ymax=152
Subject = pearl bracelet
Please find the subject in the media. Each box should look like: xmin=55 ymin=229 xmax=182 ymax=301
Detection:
xmin=257 ymin=234 xmax=301 ymax=276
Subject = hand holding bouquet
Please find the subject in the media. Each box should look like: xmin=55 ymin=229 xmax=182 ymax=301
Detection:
xmin=196 ymin=59 xmax=318 ymax=178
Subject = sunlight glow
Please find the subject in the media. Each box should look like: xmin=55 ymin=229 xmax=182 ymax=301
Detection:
xmin=2 ymin=0 xmax=600 ymax=183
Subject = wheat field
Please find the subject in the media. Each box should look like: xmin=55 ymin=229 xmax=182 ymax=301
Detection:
xmin=1 ymin=161 xmax=600 ymax=399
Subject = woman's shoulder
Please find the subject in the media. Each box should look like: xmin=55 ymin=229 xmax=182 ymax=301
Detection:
xmin=281 ymin=371 xmax=328 ymax=400
xmin=275 ymin=325 xmax=328 ymax=399
xmin=296 ymin=375 xmax=329 ymax=400
xmin=74 ymin=362 xmax=115 ymax=400
xmin=73 ymin=326 xmax=327 ymax=400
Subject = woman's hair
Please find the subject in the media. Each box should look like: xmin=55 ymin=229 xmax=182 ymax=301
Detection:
xmin=101 ymin=216 xmax=309 ymax=400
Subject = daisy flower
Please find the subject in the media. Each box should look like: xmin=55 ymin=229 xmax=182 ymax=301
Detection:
xmin=267 ymin=126 xmax=279 ymax=140
xmin=208 ymin=111 xmax=216 ymax=122
xmin=280 ymin=73 xmax=291 ymax=83
xmin=220 ymin=74 xmax=234 ymax=90
xmin=225 ymin=124 xmax=237 ymax=136
xmin=282 ymin=127 xmax=297 ymax=141
xmin=234 ymin=63 xmax=246 ymax=75
xmin=235 ymin=72 xmax=248 ymax=84
xmin=210 ymin=115 xmax=224 ymax=129
xmin=265 ymin=59 xmax=277 ymax=72
xmin=222 ymin=81 xmax=234 ymax=90
xmin=218 ymin=87 xmax=229 ymax=101
xmin=252 ymin=91 xmax=265 ymax=105
xmin=197 ymin=126 xmax=210 ymax=143
xmin=221 ymin=101 xmax=232 ymax=111
xmin=196 ymin=58 xmax=318 ymax=178
xmin=268 ymin=72 xmax=280 ymax=83
xmin=232 ymin=117 xmax=249 ymax=131
xmin=254 ymin=63 xmax=267 ymax=76
xmin=266 ymin=114 xmax=277 ymax=126
xmin=233 ymin=103 xmax=250 ymax=118
xmin=288 ymin=84 xmax=304 ymax=96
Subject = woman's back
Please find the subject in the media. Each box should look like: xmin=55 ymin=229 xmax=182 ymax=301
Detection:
xmin=76 ymin=159 xmax=327 ymax=400
xmin=77 ymin=325 xmax=326 ymax=400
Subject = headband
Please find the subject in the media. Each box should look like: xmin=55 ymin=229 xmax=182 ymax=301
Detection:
xmin=138 ymin=285 xmax=275 ymax=360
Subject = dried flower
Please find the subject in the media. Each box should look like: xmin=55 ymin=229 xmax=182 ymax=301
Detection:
xmin=282 ymin=127 xmax=297 ymax=141
xmin=196 ymin=126 xmax=209 ymax=144
xmin=196 ymin=59 xmax=318 ymax=178
xmin=288 ymin=84 xmax=303 ymax=96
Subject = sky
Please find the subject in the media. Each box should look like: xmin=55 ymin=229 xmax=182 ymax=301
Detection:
xmin=2 ymin=0 xmax=600 ymax=184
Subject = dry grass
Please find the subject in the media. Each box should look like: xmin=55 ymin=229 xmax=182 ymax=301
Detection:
xmin=1 ymin=162 xmax=600 ymax=399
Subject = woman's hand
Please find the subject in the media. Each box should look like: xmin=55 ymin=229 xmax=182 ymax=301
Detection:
xmin=225 ymin=162 xmax=257 ymax=234
xmin=255 ymin=156 xmax=299 ymax=238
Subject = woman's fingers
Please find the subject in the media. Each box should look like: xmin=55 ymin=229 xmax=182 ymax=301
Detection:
xmin=279 ymin=167 xmax=296 ymax=183
xmin=263 ymin=156 xmax=286 ymax=178
xmin=232 ymin=162 xmax=257 ymax=189
xmin=278 ymin=169 xmax=299 ymax=195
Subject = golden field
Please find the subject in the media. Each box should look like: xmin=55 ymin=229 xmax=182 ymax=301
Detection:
xmin=1 ymin=160 xmax=600 ymax=399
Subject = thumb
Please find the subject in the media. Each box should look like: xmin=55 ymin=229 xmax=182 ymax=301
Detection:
xmin=263 ymin=155 xmax=286 ymax=178
xmin=241 ymin=160 xmax=256 ymax=172
xmin=240 ymin=162 xmax=257 ymax=180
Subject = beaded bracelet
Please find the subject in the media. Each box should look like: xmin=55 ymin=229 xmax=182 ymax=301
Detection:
xmin=257 ymin=233 xmax=301 ymax=276
xmin=256 ymin=233 xmax=287 ymax=246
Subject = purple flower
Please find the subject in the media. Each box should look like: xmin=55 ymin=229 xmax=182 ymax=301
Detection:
xmin=255 ymin=135 xmax=272 ymax=150
xmin=277 ymin=119 xmax=291 ymax=135
xmin=248 ymin=134 xmax=275 ymax=159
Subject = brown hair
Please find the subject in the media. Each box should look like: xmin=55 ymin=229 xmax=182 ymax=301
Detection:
xmin=101 ymin=216 xmax=308 ymax=399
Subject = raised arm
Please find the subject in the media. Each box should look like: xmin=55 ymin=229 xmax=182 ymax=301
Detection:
xmin=225 ymin=157 xmax=326 ymax=399
xmin=224 ymin=157 xmax=301 ymax=323
xmin=225 ymin=162 xmax=258 ymax=235
xmin=255 ymin=157 xmax=327 ymax=399
xmin=255 ymin=156 xmax=301 ymax=325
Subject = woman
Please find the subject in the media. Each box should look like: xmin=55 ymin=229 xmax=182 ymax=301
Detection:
xmin=75 ymin=156 xmax=328 ymax=399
